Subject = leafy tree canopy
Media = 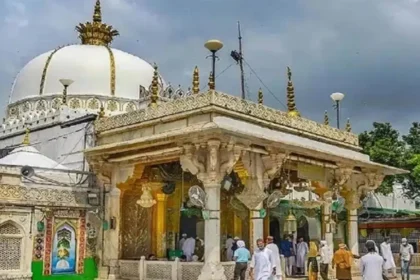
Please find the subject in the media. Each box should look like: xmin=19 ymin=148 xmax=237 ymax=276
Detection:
xmin=359 ymin=122 xmax=420 ymax=197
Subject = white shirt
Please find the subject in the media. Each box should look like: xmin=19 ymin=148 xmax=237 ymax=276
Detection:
xmin=251 ymin=247 xmax=276 ymax=280
xmin=360 ymin=252 xmax=384 ymax=280
xmin=266 ymin=243 xmax=282 ymax=276
xmin=320 ymin=245 xmax=332 ymax=264
xmin=400 ymin=244 xmax=414 ymax=261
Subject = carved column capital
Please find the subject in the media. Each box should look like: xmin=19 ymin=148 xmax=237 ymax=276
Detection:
xmin=262 ymin=152 xmax=289 ymax=179
xmin=357 ymin=171 xmax=385 ymax=195
xmin=179 ymin=140 xmax=245 ymax=186
xmin=333 ymin=164 xmax=354 ymax=186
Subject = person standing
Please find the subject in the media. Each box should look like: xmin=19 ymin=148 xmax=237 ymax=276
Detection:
xmin=307 ymin=241 xmax=319 ymax=280
xmin=280 ymin=235 xmax=294 ymax=277
xmin=332 ymin=243 xmax=353 ymax=280
xmin=178 ymin=233 xmax=187 ymax=250
xmin=266 ymin=236 xmax=283 ymax=280
xmin=380 ymin=237 xmax=396 ymax=277
xmin=233 ymin=240 xmax=251 ymax=280
xmin=360 ymin=241 xmax=384 ymax=280
xmin=319 ymin=240 xmax=332 ymax=280
xmin=249 ymin=238 xmax=276 ymax=280
xmin=400 ymin=238 xmax=414 ymax=280
xmin=296 ymin=237 xmax=308 ymax=275
xmin=225 ymin=235 xmax=235 ymax=261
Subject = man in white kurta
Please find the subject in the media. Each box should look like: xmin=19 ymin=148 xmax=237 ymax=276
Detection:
xmin=360 ymin=241 xmax=384 ymax=280
xmin=250 ymin=239 xmax=276 ymax=280
xmin=380 ymin=237 xmax=396 ymax=277
xmin=266 ymin=236 xmax=282 ymax=280
xmin=182 ymin=237 xmax=196 ymax=262
xmin=296 ymin=237 xmax=308 ymax=275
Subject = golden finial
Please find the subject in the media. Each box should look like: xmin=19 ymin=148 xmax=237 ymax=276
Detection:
xmin=149 ymin=63 xmax=159 ymax=107
xmin=93 ymin=0 xmax=102 ymax=23
xmin=324 ymin=111 xmax=329 ymax=126
xmin=22 ymin=127 xmax=30 ymax=146
xmin=345 ymin=118 xmax=351 ymax=132
xmin=258 ymin=88 xmax=263 ymax=104
xmin=98 ymin=105 xmax=105 ymax=118
xmin=286 ymin=66 xmax=300 ymax=117
xmin=192 ymin=66 xmax=200 ymax=94
xmin=75 ymin=0 xmax=119 ymax=46
xmin=208 ymin=71 xmax=215 ymax=90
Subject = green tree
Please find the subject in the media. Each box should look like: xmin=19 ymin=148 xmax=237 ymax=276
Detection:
xmin=358 ymin=122 xmax=406 ymax=195
xmin=401 ymin=122 xmax=420 ymax=198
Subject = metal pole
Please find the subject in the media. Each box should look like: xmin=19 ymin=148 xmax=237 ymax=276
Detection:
xmin=336 ymin=100 xmax=340 ymax=129
xmin=238 ymin=21 xmax=245 ymax=99
xmin=212 ymin=51 xmax=216 ymax=87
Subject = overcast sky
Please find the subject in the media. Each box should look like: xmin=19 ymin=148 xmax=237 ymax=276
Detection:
xmin=1 ymin=0 xmax=419 ymax=135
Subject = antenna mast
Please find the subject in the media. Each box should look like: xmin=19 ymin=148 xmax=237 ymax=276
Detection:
xmin=231 ymin=21 xmax=246 ymax=99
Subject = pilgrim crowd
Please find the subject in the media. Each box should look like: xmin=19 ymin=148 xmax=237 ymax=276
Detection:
xmin=147 ymin=233 xmax=415 ymax=280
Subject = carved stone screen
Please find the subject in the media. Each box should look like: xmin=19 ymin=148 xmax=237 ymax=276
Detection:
xmin=0 ymin=223 xmax=22 ymax=271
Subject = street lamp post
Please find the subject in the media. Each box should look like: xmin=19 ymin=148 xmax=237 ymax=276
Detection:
xmin=330 ymin=92 xmax=345 ymax=129
xmin=59 ymin=79 xmax=74 ymax=105
xmin=204 ymin=39 xmax=224 ymax=88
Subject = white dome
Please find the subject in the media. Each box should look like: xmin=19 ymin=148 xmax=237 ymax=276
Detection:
xmin=10 ymin=45 xmax=158 ymax=103
xmin=0 ymin=145 xmax=68 ymax=170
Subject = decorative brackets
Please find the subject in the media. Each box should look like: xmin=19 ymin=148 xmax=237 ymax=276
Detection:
xmin=179 ymin=140 xmax=245 ymax=186
xmin=262 ymin=152 xmax=289 ymax=180
xmin=357 ymin=171 xmax=386 ymax=195
xmin=90 ymin=158 xmax=112 ymax=186
xmin=333 ymin=164 xmax=354 ymax=186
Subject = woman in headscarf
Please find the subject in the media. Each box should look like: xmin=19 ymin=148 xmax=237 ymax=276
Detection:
xmin=233 ymin=240 xmax=251 ymax=280
xmin=332 ymin=243 xmax=353 ymax=280
xmin=307 ymin=241 xmax=319 ymax=280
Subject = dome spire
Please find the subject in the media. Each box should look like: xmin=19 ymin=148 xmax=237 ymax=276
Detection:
xmin=22 ymin=127 xmax=30 ymax=146
xmin=93 ymin=0 xmax=102 ymax=23
xmin=75 ymin=0 xmax=119 ymax=46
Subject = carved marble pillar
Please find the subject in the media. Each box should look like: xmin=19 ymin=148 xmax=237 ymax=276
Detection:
xmin=322 ymin=204 xmax=334 ymax=248
xmin=347 ymin=209 xmax=359 ymax=255
xmin=180 ymin=139 xmax=244 ymax=280
xmin=239 ymin=151 xmax=287 ymax=251
xmin=106 ymin=186 xmax=121 ymax=280
xmin=155 ymin=192 xmax=168 ymax=258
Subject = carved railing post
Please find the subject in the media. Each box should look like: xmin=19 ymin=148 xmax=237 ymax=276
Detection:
xmin=179 ymin=139 xmax=244 ymax=280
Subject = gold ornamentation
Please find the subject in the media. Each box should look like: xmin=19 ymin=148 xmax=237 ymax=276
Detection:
xmin=35 ymin=100 xmax=47 ymax=111
xmin=95 ymin=91 xmax=359 ymax=146
xmin=69 ymin=98 xmax=81 ymax=109
xmin=75 ymin=0 xmax=119 ymax=46
xmin=22 ymin=127 xmax=30 ymax=146
xmin=208 ymin=71 xmax=215 ymax=90
xmin=136 ymin=186 xmax=156 ymax=208
xmin=51 ymin=98 xmax=61 ymax=110
xmin=105 ymin=46 xmax=116 ymax=95
xmin=345 ymin=118 xmax=351 ymax=132
xmin=121 ymin=191 xmax=152 ymax=259
xmin=87 ymin=98 xmax=100 ymax=110
xmin=324 ymin=111 xmax=329 ymax=126
xmin=286 ymin=66 xmax=300 ymax=117
xmin=258 ymin=88 xmax=263 ymax=105
xmin=107 ymin=99 xmax=118 ymax=111
xmin=149 ymin=63 xmax=159 ymax=107
xmin=39 ymin=46 xmax=65 ymax=95
xmin=98 ymin=105 xmax=105 ymax=118
xmin=192 ymin=66 xmax=200 ymax=94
